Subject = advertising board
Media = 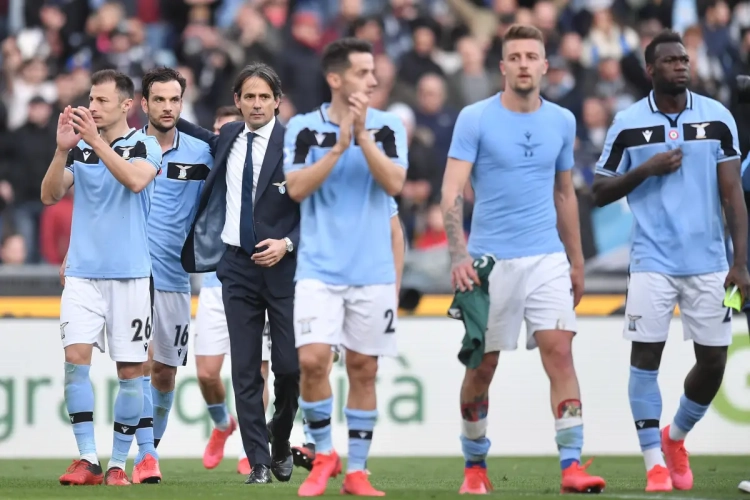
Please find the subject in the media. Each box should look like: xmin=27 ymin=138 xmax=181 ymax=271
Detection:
xmin=1 ymin=317 xmax=749 ymax=458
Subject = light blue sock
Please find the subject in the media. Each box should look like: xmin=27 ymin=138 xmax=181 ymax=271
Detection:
xmin=109 ymin=377 xmax=143 ymax=470
xmin=672 ymin=394 xmax=709 ymax=438
xmin=556 ymin=425 xmax=583 ymax=470
xmin=64 ymin=362 xmax=98 ymax=463
xmin=460 ymin=435 xmax=491 ymax=468
xmin=135 ymin=376 xmax=157 ymax=464
xmin=299 ymin=397 xmax=333 ymax=453
xmin=629 ymin=367 xmax=662 ymax=451
xmin=152 ymin=386 xmax=174 ymax=446
xmin=302 ymin=418 xmax=315 ymax=444
xmin=345 ymin=408 xmax=377 ymax=472
xmin=207 ymin=403 xmax=230 ymax=430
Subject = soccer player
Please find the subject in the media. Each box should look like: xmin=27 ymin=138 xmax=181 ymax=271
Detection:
xmin=441 ymin=25 xmax=606 ymax=495
xmin=283 ymin=38 xmax=408 ymax=497
xmin=129 ymin=67 xmax=214 ymax=483
xmin=194 ymin=105 xmax=271 ymax=475
xmin=592 ymin=29 xmax=750 ymax=492
xmin=40 ymin=69 xmax=161 ymax=486
xmin=291 ymin=197 xmax=405 ymax=472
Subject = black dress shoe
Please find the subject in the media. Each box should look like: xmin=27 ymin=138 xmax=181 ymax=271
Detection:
xmin=271 ymin=441 xmax=294 ymax=482
xmin=245 ymin=464 xmax=272 ymax=484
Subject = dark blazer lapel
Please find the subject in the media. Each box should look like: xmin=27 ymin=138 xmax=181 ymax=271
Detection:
xmin=215 ymin=122 xmax=245 ymax=170
xmin=255 ymin=120 xmax=284 ymax=200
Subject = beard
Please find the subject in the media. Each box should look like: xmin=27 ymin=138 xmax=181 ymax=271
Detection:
xmin=149 ymin=119 xmax=175 ymax=134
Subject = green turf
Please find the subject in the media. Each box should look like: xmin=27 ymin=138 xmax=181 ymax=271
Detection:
xmin=0 ymin=457 xmax=747 ymax=499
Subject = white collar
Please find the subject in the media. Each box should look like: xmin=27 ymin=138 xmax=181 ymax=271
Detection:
xmin=244 ymin=116 xmax=275 ymax=139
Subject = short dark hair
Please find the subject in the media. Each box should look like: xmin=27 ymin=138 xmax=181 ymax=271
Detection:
xmin=215 ymin=106 xmax=242 ymax=120
xmin=90 ymin=69 xmax=134 ymax=100
xmin=644 ymin=29 xmax=683 ymax=64
xmin=142 ymin=67 xmax=187 ymax=100
xmin=502 ymin=24 xmax=545 ymax=47
xmin=232 ymin=63 xmax=283 ymax=115
xmin=321 ymin=37 xmax=373 ymax=74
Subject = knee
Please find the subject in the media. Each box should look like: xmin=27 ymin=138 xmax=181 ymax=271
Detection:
xmin=298 ymin=347 xmax=330 ymax=379
xmin=345 ymin=352 xmax=378 ymax=385
xmin=466 ymin=354 xmax=498 ymax=388
xmin=151 ymin=362 xmax=177 ymax=391
xmin=541 ymin=341 xmax=575 ymax=377
xmin=630 ymin=342 xmax=665 ymax=371
xmin=197 ymin=366 xmax=221 ymax=387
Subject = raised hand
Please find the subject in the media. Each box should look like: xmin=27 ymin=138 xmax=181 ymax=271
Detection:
xmin=348 ymin=92 xmax=369 ymax=137
xmin=56 ymin=106 xmax=81 ymax=151
xmin=69 ymin=107 xmax=99 ymax=145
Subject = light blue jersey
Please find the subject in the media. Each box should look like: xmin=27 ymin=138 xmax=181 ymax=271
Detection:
xmin=596 ymin=90 xmax=740 ymax=276
xmin=65 ymin=129 xmax=161 ymax=278
xmin=143 ymin=126 xmax=213 ymax=293
xmin=283 ymin=106 xmax=408 ymax=286
xmin=447 ymin=94 xmax=576 ymax=260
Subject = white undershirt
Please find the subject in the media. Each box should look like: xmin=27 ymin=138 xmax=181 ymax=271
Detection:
xmin=221 ymin=117 xmax=276 ymax=247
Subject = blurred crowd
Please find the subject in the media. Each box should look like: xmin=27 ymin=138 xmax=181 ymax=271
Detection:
xmin=1 ymin=0 xmax=749 ymax=286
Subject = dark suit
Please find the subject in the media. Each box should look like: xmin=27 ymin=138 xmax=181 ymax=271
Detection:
xmin=179 ymin=118 xmax=300 ymax=469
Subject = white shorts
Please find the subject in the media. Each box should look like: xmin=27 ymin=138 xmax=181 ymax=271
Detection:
xmin=623 ymin=271 xmax=732 ymax=346
xmin=194 ymin=286 xmax=271 ymax=361
xmin=152 ymin=290 xmax=192 ymax=367
xmin=60 ymin=276 xmax=152 ymax=363
xmin=486 ymin=252 xmax=577 ymax=352
xmin=294 ymin=279 xmax=398 ymax=357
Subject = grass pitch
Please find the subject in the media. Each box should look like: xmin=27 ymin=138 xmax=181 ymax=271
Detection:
xmin=0 ymin=456 xmax=747 ymax=499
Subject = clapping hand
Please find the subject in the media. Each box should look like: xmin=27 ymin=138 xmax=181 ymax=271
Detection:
xmin=348 ymin=92 xmax=369 ymax=138
xmin=69 ymin=107 xmax=99 ymax=145
xmin=56 ymin=106 xmax=81 ymax=151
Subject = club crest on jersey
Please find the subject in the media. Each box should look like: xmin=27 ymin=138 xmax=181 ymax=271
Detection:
xmin=668 ymin=130 xmax=679 ymax=140
xmin=119 ymin=146 xmax=134 ymax=159
xmin=273 ymin=181 xmax=287 ymax=194
xmin=691 ymin=122 xmax=710 ymax=139
xmin=175 ymin=164 xmax=192 ymax=179
xmin=628 ymin=314 xmax=641 ymax=331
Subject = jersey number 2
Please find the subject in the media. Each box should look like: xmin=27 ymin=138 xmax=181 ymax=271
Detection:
xmin=723 ymin=307 xmax=732 ymax=323
xmin=384 ymin=309 xmax=396 ymax=334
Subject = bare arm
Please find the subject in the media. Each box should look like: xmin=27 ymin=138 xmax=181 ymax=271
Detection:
xmin=441 ymin=158 xmax=472 ymax=262
xmin=554 ymin=170 xmax=584 ymax=269
xmin=391 ymin=215 xmax=405 ymax=294
xmin=719 ymin=159 xmax=748 ymax=267
xmin=285 ymin=148 xmax=343 ymax=202
xmin=357 ymin=132 xmax=406 ymax=196
xmin=90 ymin=136 xmax=158 ymax=193
xmin=591 ymin=168 xmax=651 ymax=207
xmin=40 ymin=149 xmax=74 ymax=205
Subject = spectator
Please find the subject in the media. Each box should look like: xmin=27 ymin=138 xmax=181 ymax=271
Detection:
xmin=1 ymin=96 xmax=57 ymax=263
xmin=414 ymin=73 xmax=457 ymax=171
xmin=0 ymin=233 xmax=26 ymax=265
xmin=39 ymin=188 xmax=73 ymax=265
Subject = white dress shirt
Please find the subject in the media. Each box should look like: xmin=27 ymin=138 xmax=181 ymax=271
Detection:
xmin=221 ymin=117 xmax=276 ymax=246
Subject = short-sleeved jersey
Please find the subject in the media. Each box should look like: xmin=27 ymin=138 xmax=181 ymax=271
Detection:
xmin=596 ymin=90 xmax=740 ymax=276
xmin=283 ymin=106 xmax=408 ymax=286
xmin=143 ymin=127 xmax=213 ymax=293
xmin=447 ymin=94 xmax=576 ymax=260
xmin=65 ymin=129 xmax=161 ymax=279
